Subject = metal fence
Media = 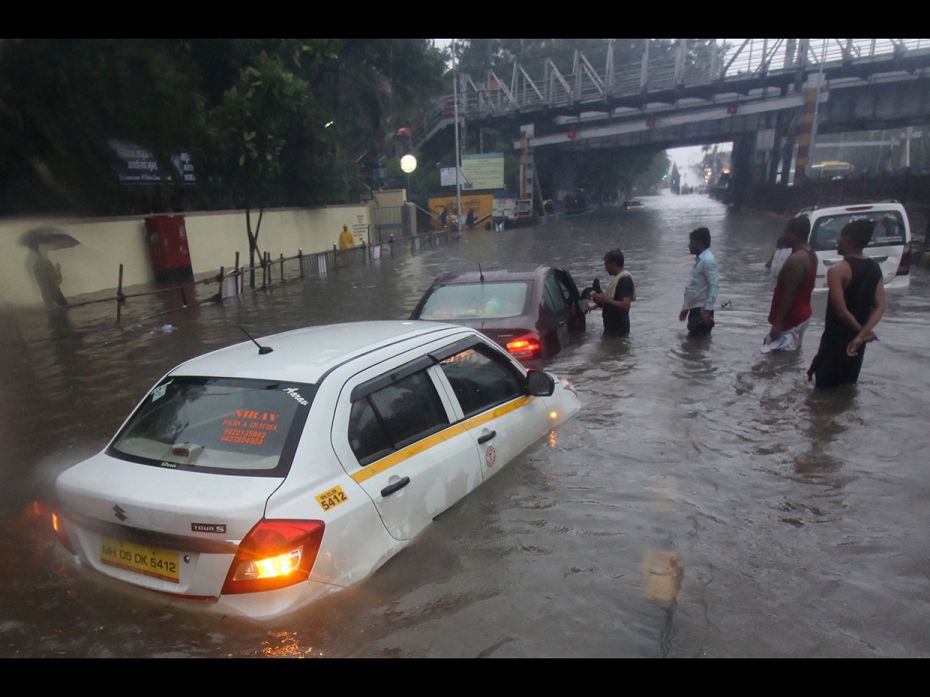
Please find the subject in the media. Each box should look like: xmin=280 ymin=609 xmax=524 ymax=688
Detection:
xmin=4 ymin=230 xmax=461 ymax=341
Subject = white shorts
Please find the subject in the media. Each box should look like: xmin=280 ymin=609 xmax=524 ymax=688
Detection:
xmin=761 ymin=318 xmax=811 ymax=353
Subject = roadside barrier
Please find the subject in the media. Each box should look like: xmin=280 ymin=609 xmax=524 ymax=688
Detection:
xmin=46 ymin=229 xmax=461 ymax=326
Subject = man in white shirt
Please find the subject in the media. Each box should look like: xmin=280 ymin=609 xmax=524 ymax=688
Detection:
xmin=678 ymin=227 xmax=720 ymax=337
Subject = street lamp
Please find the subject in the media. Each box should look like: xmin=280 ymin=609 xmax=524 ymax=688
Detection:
xmin=400 ymin=153 xmax=417 ymax=203
xmin=400 ymin=154 xmax=417 ymax=174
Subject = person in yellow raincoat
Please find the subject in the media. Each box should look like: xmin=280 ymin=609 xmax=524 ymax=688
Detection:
xmin=338 ymin=225 xmax=355 ymax=249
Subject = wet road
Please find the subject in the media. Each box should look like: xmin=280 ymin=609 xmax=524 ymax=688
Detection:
xmin=3 ymin=192 xmax=930 ymax=657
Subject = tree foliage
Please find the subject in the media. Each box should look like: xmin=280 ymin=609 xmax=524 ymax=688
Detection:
xmin=0 ymin=38 xmax=447 ymax=216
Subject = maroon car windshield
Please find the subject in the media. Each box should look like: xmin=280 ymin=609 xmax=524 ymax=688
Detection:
xmin=420 ymin=282 xmax=531 ymax=320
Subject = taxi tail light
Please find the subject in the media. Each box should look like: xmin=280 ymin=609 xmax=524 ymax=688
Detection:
xmin=51 ymin=512 xmax=76 ymax=555
xmin=897 ymin=242 xmax=911 ymax=276
xmin=506 ymin=332 xmax=543 ymax=360
xmin=221 ymin=519 xmax=325 ymax=595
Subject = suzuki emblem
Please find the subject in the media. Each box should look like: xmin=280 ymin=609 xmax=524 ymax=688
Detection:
xmin=113 ymin=505 xmax=127 ymax=522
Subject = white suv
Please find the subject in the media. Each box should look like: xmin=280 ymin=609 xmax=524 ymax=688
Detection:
xmin=797 ymin=201 xmax=912 ymax=291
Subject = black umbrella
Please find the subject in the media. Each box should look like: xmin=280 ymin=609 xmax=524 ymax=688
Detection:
xmin=20 ymin=227 xmax=80 ymax=252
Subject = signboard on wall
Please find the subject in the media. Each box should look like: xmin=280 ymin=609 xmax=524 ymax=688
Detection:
xmin=440 ymin=167 xmax=466 ymax=187
xmin=461 ymin=153 xmax=504 ymax=190
xmin=109 ymin=139 xmax=196 ymax=185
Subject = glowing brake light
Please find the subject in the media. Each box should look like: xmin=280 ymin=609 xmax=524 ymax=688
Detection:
xmin=222 ymin=519 xmax=324 ymax=595
xmin=51 ymin=512 xmax=76 ymax=554
xmin=506 ymin=333 xmax=543 ymax=360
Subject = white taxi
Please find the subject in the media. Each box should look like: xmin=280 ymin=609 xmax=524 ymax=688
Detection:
xmin=52 ymin=321 xmax=580 ymax=620
xmin=798 ymin=201 xmax=912 ymax=291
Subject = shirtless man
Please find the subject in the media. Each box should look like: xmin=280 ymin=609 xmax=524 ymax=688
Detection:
xmin=762 ymin=217 xmax=817 ymax=353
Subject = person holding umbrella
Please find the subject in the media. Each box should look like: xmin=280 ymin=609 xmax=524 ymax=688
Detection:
xmin=20 ymin=227 xmax=79 ymax=307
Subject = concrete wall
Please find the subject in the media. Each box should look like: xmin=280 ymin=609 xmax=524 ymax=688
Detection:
xmin=0 ymin=204 xmax=370 ymax=307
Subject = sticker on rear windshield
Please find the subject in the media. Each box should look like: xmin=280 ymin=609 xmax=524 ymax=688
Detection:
xmin=283 ymin=387 xmax=308 ymax=405
xmin=151 ymin=382 xmax=170 ymax=402
xmin=220 ymin=411 xmax=280 ymax=447
xmin=316 ymin=486 xmax=348 ymax=512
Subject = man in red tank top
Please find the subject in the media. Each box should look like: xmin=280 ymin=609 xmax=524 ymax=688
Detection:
xmin=762 ymin=217 xmax=817 ymax=353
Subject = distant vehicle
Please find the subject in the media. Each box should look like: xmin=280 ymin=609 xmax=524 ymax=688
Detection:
xmin=52 ymin=322 xmax=581 ymax=620
xmin=796 ymin=201 xmax=912 ymax=290
xmin=810 ymin=161 xmax=855 ymax=180
xmin=623 ymin=200 xmax=645 ymax=209
xmin=410 ymin=265 xmax=586 ymax=363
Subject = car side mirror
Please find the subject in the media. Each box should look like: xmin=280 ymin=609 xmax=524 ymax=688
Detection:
xmin=526 ymin=370 xmax=555 ymax=396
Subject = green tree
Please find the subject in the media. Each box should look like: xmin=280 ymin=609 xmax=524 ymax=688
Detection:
xmin=197 ymin=50 xmax=308 ymax=288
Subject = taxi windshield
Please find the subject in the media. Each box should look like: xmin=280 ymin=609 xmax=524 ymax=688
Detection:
xmin=420 ymin=282 xmax=530 ymax=320
xmin=109 ymin=377 xmax=315 ymax=476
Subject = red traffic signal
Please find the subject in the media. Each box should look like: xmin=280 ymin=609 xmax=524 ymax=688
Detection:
xmin=727 ymin=104 xmax=738 ymax=115
xmin=567 ymin=130 xmax=576 ymax=140
xmin=646 ymin=115 xmax=656 ymax=128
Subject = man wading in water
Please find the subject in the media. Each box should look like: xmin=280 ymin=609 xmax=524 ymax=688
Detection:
xmin=679 ymin=227 xmax=719 ymax=337
xmin=807 ymin=219 xmax=886 ymax=388
xmin=591 ymin=248 xmax=635 ymax=337
xmin=763 ymin=216 xmax=817 ymax=353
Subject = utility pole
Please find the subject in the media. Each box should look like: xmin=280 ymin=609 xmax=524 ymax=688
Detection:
xmin=452 ymin=39 xmax=463 ymax=231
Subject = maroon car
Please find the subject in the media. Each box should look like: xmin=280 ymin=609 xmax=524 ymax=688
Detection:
xmin=410 ymin=265 xmax=586 ymax=362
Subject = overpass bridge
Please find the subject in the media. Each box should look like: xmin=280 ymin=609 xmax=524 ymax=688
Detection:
xmin=418 ymin=39 xmax=930 ymax=208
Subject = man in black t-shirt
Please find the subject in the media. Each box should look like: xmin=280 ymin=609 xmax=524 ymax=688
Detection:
xmin=592 ymin=249 xmax=635 ymax=337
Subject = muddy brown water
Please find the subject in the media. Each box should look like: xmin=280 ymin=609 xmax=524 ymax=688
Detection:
xmin=2 ymin=192 xmax=929 ymax=657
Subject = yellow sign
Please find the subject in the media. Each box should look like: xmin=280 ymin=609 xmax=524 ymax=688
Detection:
xmin=428 ymin=194 xmax=494 ymax=230
xmin=316 ymin=486 xmax=349 ymax=512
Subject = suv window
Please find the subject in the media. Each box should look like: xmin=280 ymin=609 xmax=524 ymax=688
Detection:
xmin=438 ymin=346 xmax=523 ymax=417
xmin=108 ymin=377 xmax=314 ymax=476
xmin=809 ymin=211 xmax=907 ymax=251
xmin=348 ymin=370 xmax=448 ymax=465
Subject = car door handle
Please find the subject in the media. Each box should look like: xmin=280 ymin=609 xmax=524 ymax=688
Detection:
xmin=477 ymin=430 xmax=497 ymax=444
xmin=380 ymin=477 xmax=410 ymax=497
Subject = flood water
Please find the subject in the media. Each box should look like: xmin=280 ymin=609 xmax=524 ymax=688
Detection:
xmin=2 ymin=191 xmax=930 ymax=657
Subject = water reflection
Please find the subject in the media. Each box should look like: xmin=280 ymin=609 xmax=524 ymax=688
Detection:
xmin=3 ymin=192 xmax=930 ymax=656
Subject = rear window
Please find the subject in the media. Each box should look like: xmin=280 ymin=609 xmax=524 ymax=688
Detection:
xmin=419 ymin=282 xmax=530 ymax=320
xmin=108 ymin=377 xmax=315 ymax=477
xmin=809 ymin=211 xmax=907 ymax=252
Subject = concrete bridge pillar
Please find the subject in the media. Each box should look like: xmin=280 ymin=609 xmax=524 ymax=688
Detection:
xmin=793 ymin=72 xmax=825 ymax=185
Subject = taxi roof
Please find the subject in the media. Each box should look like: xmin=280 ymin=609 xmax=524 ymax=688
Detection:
xmin=170 ymin=321 xmax=467 ymax=385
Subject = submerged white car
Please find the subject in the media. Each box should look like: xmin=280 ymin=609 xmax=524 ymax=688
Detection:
xmin=797 ymin=201 xmax=912 ymax=291
xmin=52 ymin=321 xmax=580 ymax=619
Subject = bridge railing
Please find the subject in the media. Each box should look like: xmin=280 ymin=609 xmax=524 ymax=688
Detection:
xmin=432 ymin=39 xmax=930 ymax=126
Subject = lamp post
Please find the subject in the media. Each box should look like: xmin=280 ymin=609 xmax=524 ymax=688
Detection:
xmin=400 ymin=153 xmax=417 ymax=199
xmin=452 ymin=39 xmax=463 ymax=231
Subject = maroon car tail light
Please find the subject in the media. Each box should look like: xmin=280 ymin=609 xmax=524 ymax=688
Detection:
xmin=221 ymin=519 xmax=325 ymax=595
xmin=506 ymin=332 xmax=543 ymax=361
xmin=897 ymin=242 xmax=911 ymax=276
xmin=51 ymin=512 xmax=76 ymax=554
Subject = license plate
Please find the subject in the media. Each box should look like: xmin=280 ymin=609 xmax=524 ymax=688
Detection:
xmin=100 ymin=537 xmax=180 ymax=583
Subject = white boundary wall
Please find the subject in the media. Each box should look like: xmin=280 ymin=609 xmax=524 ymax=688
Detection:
xmin=0 ymin=203 xmax=371 ymax=306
